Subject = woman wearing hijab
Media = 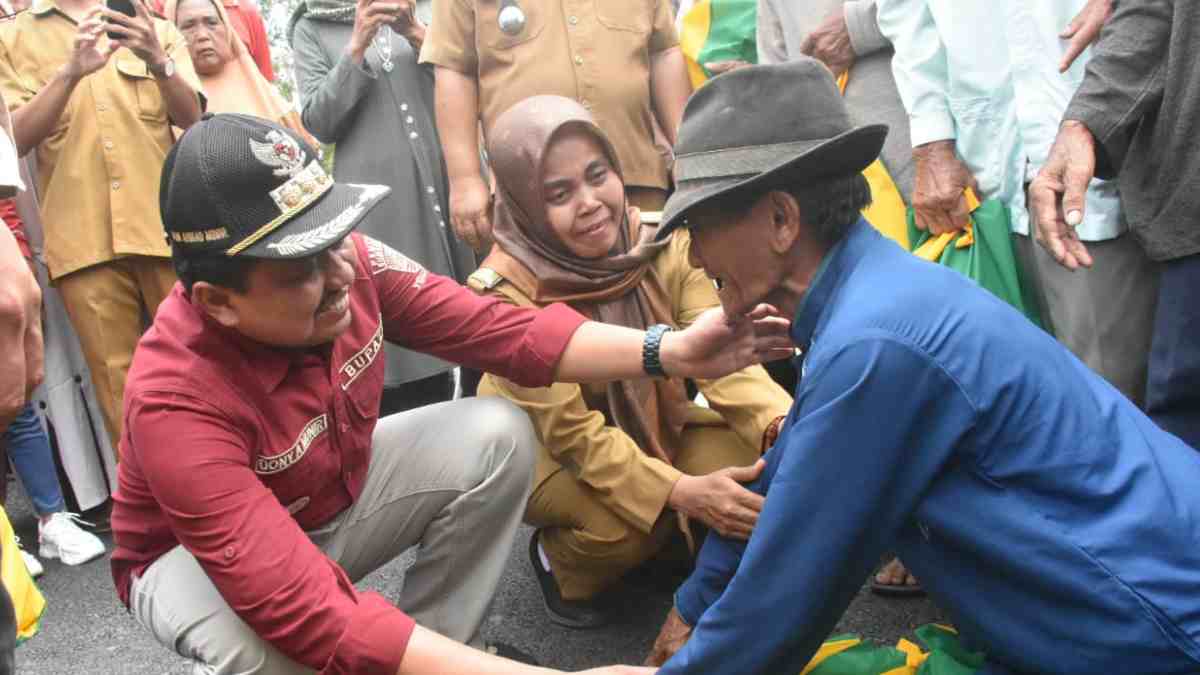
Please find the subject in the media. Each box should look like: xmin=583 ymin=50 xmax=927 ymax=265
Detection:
xmin=167 ymin=0 xmax=314 ymax=146
xmin=289 ymin=0 xmax=474 ymax=414
xmin=470 ymin=95 xmax=792 ymax=629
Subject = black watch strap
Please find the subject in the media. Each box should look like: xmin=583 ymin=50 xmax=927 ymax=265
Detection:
xmin=642 ymin=323 xmax=673 ymax=378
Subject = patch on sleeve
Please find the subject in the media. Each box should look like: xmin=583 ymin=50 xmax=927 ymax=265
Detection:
xmin=365 ymin=237 xmax=428 ymax=287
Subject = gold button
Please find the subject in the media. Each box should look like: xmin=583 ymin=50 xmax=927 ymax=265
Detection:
xmin=97 ymin=103 xmax=107 ymax=112
xmin=111 ymin=181 xmax=120 ymax=191
xmin=575 ymin=55 xmax=583 ymax=66
xmin=104 ymin=140 xmax=114 ymax=150
xmin=568 ymin=15 xmax=578 ymax=25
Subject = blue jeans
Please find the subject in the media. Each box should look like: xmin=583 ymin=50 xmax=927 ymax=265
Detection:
xmin=1146 ymin=254 xmax=1200 ymax=450
xmin=3 ymin=403 xmax=65 ymax=516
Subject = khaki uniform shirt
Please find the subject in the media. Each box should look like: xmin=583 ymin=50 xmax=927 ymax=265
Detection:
xmin=420 ymin=0 xmax=677 ymax=191
xmin=0 ymin=1 xmax=202 ymax=279
xmin=471 ymin=232 xmax=794 ymax=533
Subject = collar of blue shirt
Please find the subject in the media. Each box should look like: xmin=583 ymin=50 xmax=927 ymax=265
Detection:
xmin=789 ymin=218 xmax=877 ymax=349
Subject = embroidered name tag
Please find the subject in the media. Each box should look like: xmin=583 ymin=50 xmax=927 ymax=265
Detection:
xmin=340 ymin=321 xmax=384 ymax=390
xmin=365 ymin=237 xmax=428 ymax=288
xmin=255 ymin=415 xmax=328 ymax=475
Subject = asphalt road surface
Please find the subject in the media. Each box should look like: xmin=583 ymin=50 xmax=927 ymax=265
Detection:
xmin=12 ymin=485 xmax=943 ymax=674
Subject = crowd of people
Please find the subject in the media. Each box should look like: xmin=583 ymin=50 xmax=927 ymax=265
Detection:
xmin=0 ymin=0 xmax=1197 ymax=674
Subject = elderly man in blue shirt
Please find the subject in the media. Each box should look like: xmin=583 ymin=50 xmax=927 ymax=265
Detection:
xmin=642 ymin=59 xmax=1200 ymax=675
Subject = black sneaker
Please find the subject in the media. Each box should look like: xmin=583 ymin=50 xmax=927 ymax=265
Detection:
xmin=485 ymin=642 xmax=540 ymax=665
xmin=528 ymin=530 xmax=610 ymax=629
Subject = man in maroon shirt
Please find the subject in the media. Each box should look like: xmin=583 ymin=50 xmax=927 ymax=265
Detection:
xmin=112 ymin=114 xmax=786 ymax=675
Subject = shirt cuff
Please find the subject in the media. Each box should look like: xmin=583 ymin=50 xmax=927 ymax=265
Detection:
xmin=513 ymin=303 xmax=588 ymax=388
xmin=844 ymin=1 xmax=889 ymax=58
xmin=324 ymin=592 xmax=415 ymax=675
xmin=909 ymin=108 xmax=957 ymax=148
xmin=673 ymin=580 xmax=705 ymax=627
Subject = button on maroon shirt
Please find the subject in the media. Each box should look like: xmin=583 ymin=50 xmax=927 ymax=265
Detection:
xmin=111 ymin=234 xmax=586 ymax=674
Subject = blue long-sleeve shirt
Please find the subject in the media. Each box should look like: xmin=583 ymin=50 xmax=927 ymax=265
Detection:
xmin=664 ymin=220 xmax=1200 ymax=675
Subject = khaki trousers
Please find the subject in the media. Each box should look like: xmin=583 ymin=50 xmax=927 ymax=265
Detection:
xmin=55 ymin=256 xmax=176 ymax=449
xmin=1013 ymin=233 xmax=1160 ymax=407
xmin=528 ymin=424 xmax=758 ymax=600
xmin=129 ymin=398 xmax=537 ymax=674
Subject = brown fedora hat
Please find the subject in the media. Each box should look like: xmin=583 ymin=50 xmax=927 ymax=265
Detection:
xmin=658 ymin=57 xmax=887 ymax=240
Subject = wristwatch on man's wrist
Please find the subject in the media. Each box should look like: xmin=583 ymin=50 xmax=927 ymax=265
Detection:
xmin=643 ymin=324 xmax=673 ymax=378
xmin=149 ymin=57 xmax=175 ymax=80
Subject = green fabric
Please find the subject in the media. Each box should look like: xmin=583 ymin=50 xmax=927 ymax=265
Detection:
xmin=802 ymin=625 xmax=985 ymax=675
xmin=697 ymin=0 xmax=758 ymax=78
xmin=906 ymin=200 xmax=1046 ymax=330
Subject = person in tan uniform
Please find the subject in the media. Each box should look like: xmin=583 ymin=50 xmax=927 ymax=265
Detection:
xmin=469 ymin=96 xmax=791 ymax=628
xmin=0 ymin=0 xmax=203 ymax=450
xmin=420 ymin=0 xmax=691 ymax=253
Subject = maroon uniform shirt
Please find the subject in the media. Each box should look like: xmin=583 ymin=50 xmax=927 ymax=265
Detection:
xmin=111 ymin=233 xmax=586 ymax=674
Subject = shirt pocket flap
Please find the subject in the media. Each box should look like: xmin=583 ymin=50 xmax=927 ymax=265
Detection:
xmin=594 ymin=0 xmax=652 ymax=34
xmin=114 ymin=55 xmax=152 ymax=79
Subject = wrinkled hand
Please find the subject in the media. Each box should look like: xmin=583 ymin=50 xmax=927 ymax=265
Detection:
xmin=799 ymin=7 xmax=855 ymax=78
xmin=660 ymin=304 xmax=793 ymax=381
xmin=704 ymin=60 xmax=751 ymax=77
xmin=1029 ymin=120 xmax=1096 ymax=270
xmin=1059 ymin=0 xmax=1112 ymax=72
xmin=669 ymin=460 xmax=765 ymax=539
xmin=911 ymin=140 xmax=980 ymax=234
xmin=644 ymin=607 xmax=692 ymax=667
xmin=64 ymin=7 xmax=117 ymax=81
xmin=103 ymin=0 xmax=167 ymax=70
xmin=449 ymin=175 xmax=494 ymax=253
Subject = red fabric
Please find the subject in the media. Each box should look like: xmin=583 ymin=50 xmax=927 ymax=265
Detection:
xmin=111 ymin=233 xmax=586 ymax=674
xmin=223 ymin=0 xmax=274 ymax=82
xmin=0 ymin=199 xmax=29 ymax=260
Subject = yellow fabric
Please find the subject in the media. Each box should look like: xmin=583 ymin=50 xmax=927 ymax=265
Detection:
xmin=0 ymin=2 xmax=203 ymax=279
xmin=678 ymin=1 xmax=712 ymax=88
xmin=0 ymin=506 xmax=45 ymax=643
xmin=912 ymin=188 xmax=982 ymax=261
xmin=835 ymin=72 xmax=909 ymax=249
xmin=474 ymin=230 xmax=793 ymax=534
xmin=800 ymin=637 xmax=863 ymax=675
xmin=420 ymin=0 xmax=678 ymax=190
xmin=530 ymin=423 xmax=758 ymax=599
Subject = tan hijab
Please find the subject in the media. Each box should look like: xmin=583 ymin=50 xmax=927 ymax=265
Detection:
xmin=166 ymin=0 xmax=315 ymax=146
xmin=484 ymin=95 xmax=690 ymax=466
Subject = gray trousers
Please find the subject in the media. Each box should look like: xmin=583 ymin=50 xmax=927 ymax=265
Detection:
xmin=129 ymin=397 xmax=537 ymax=674
xmin=1014 ymin=232 xmax=1160 ymax=406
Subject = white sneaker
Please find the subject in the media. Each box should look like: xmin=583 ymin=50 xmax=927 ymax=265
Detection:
xmin=14 ymin=537 xmax=43 ymax=579
xmin=38 ymin=512 xmax=106 ymax=566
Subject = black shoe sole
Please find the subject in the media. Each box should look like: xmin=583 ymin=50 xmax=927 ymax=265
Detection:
xmin=528 ymin=531 xmax=610 ymax=629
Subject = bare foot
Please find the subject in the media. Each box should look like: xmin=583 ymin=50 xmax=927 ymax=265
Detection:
xmin=871 ymin=557 xmax=923 ymax=595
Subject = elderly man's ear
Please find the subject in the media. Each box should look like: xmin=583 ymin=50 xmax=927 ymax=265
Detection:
xmin=766 ymin=190 xmax=802 ymax=254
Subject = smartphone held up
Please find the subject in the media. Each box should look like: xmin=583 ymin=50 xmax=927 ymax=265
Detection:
xmin=105 ymin=0 xmax=137 ymax=40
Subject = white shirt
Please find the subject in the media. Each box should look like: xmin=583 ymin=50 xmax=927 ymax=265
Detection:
xmin=877 ymin=0 xmax=1123 ymax=240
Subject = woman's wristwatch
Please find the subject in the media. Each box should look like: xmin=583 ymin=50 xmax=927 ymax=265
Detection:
xmin=642 ymin=324 xmax=673 ymax=378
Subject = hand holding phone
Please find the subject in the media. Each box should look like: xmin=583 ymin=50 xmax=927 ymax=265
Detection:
xmin=105 ymin=0 xmax=137 ymax=40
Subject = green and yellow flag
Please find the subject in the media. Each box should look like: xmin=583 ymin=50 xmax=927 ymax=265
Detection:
xmin=676 ymin=0 xmax=758 ymax=87
xmin=800 ymin=624 xmax=986 ymax=675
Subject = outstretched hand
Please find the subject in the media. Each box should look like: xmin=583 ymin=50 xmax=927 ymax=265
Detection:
xmin=1029 ymin=120 xmax=1096 ymax=270
xmin=661 ymin=304 xmax=793 ymax=381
